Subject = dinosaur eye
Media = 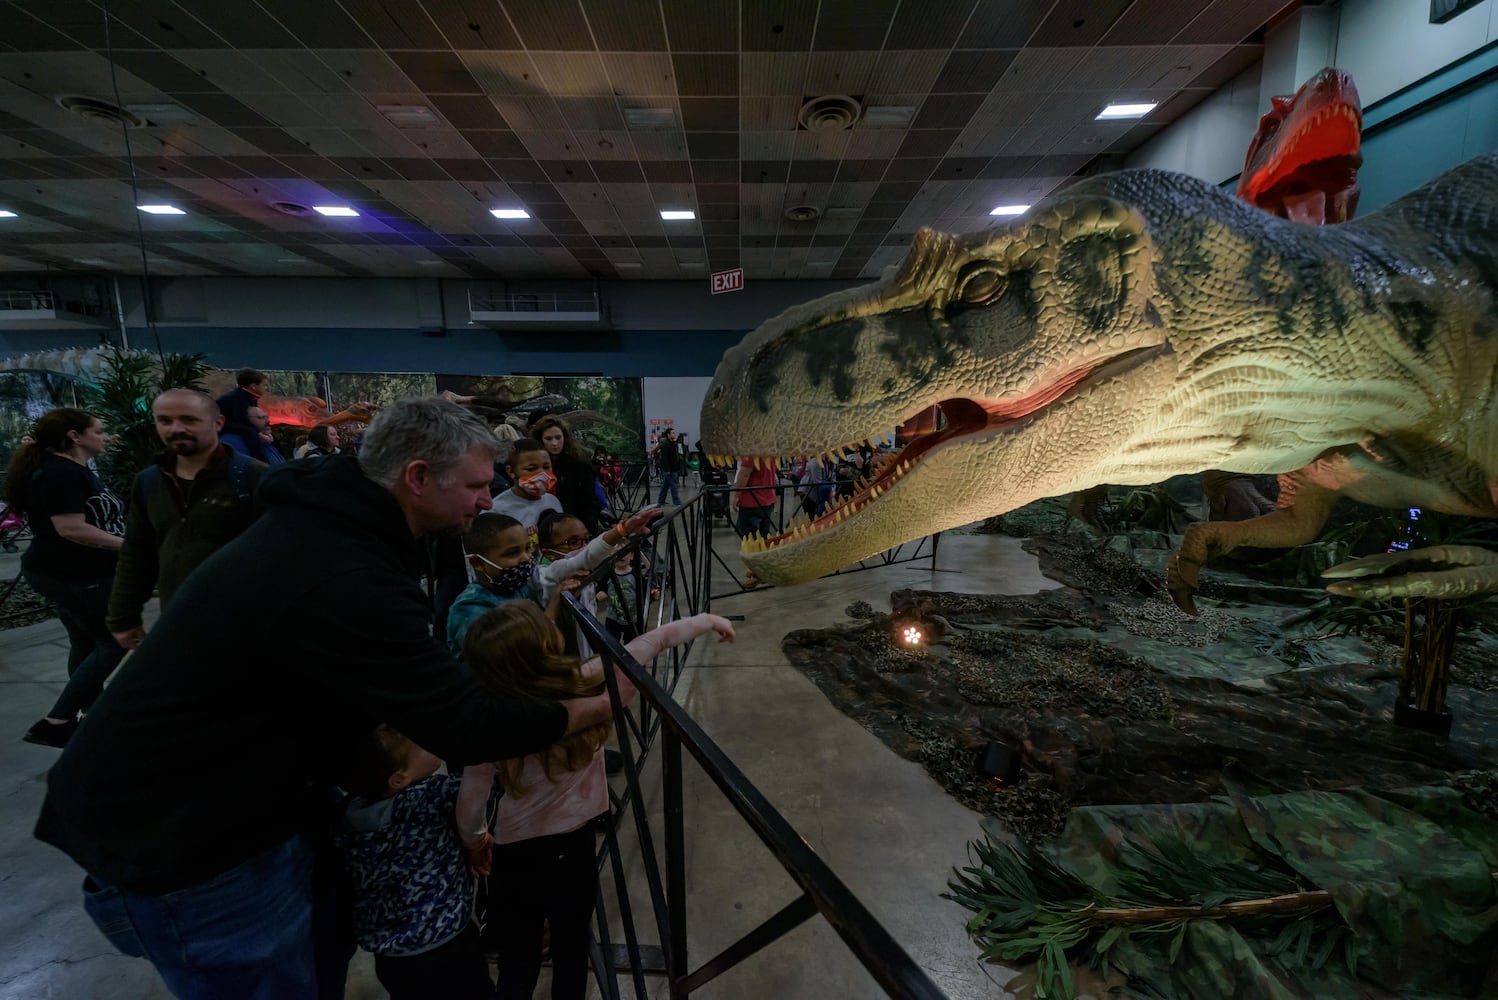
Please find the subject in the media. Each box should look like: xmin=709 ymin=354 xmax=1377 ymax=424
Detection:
xmin=955 ymin=267 xmax=1006 ymax=306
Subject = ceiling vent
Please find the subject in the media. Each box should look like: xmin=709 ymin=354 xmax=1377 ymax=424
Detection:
xmin=783 ymin=205 xmax=821 ymax=222
xmin=377 ymin=104 xmax=441 ymax=128
xmin=269 ymin=201 xmax=314 ymax=217
xmin=57 ymin=95 xmax=143 ymax=128
xmin=798 ymin=95 xmax=861 ymax=132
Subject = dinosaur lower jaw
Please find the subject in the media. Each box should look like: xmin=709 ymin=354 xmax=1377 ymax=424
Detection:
xmin=723 ymin=344 xmax=1164 ymax=557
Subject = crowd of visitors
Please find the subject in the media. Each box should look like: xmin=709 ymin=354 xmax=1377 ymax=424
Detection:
xmin=7 ymin=383 xmax=735 ymax=999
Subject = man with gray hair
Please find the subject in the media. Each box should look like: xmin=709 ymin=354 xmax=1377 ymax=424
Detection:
xmin=35 ymin=397 xmax=636 ymax=999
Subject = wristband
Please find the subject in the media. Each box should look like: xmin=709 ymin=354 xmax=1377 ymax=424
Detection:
xmin=616 ymin=521 xmax=626 ymax=536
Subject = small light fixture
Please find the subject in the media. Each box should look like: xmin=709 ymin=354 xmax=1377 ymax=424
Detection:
xmin=990 ymin=204 xmax=1030 ymax=217
xmin=660 ymin=209 xmax=696 ymax=220
xmin=902 ymin=625 xmax=923 ymax=645
xmin=490 ymin=208 xmax=530 ymax=219
xmin=313 ymin=205 xmax=359 ymax=217
xmin=615 ymin=261 xmax=643 ymax=269
xmin=1095 ymin=101 xmax=1157 ymax=120
xmin=137 ymin=204 xmax=185 ymax=215
xmin=0 ymin=210 xmax=17 ymax=218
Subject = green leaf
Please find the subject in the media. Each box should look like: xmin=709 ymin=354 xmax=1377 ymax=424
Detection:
xmin=1168 ymin=921 xmax=1187 ymax=964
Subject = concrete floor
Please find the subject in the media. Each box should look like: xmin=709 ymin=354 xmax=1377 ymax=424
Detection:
xmin=0 ymin=523 xmax=1056 ymax=999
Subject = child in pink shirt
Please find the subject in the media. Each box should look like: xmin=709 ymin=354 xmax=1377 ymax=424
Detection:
xmin=457 ymin=602 xmax=734 ymax=1000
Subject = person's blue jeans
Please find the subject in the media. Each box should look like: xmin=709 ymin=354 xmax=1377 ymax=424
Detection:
xmin=657 ymin=471 xmax=680 ymax=505
xmin=735 ymin=504 xmax=776 ymax=540
xmin=81 ymin=835 xmax=333 ymax=1000
xmin=22 ymin=567 xmax=127 ymax=720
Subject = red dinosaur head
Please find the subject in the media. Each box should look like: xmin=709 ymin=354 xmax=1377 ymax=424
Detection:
xmin=1238 ymin=67 xmax=1363 ymax=224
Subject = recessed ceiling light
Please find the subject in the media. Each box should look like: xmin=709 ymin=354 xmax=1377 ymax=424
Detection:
xmin=624 ymin=107 xmax=675 ymax=129
xmin=377 ymin=104 xmax=440 ymax=128
xmin=490 ymin=208 xmax=530 ymax=219
xmin=1095 ymin=102 xmax=1156 ymax=120
xmin=863 ymin=105 xmax=916 ymax=126
xmin=0 ymin=210 xmax=17 ymax=218
xmin=138 ymin=204 xmax=184 ymax=215
xmin=990 ymin=204 xmax=1030 ymax=216
xmin=615 ymin=261 xmax=643 ymax=269
xmin=678 ymin=260 xmax=704 ymax=268
xmin=313 ymin=205 xmax=359 ymax=217
xmin=660 ymin=209 xmax=695 ymax=220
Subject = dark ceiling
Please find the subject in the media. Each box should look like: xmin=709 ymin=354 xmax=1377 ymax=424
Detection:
xmin=0 ymin=0 xmax=1293 ymax=281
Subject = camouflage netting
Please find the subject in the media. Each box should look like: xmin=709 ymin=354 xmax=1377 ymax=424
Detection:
xmin=782 ymin=528 xmax=1498 ymax=997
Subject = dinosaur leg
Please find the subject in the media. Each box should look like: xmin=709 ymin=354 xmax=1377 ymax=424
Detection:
xmin=1323 ymin=545 xmax=1498 ymax=600
xmin=1166 ymin=471 xmax=1341 ymax=615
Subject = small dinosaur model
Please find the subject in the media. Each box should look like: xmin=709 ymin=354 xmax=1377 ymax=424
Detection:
xmin=699 ymin=152 xmax=1498 ymax=610
xmin=1238 ymin=66 xmax=1363 ymax=224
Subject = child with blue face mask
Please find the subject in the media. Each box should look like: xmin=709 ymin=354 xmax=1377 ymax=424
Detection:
xmin=447 ymin=509 xmax=665 ymax=655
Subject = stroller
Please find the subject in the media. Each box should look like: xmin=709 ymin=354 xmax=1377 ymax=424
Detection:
xmin=0 ymin=501 xmax=25 ymax=554
xmin=700 ymin=463 xmax=731 ymax=521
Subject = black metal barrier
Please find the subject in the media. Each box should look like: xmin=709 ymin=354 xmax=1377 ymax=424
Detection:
xmin=562 ymin=532 xmax=950 ymax=999
xmin=695 ymin=477 xmax=940 ymax=609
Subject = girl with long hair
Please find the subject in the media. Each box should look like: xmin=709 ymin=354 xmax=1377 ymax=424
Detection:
xmin=456 ymin=601 xmax=733 ymax=1000
xmin=530 ymin=414 xmax=603 ymax=535
xmin=5 ymin=408 xmax=128 ymax=747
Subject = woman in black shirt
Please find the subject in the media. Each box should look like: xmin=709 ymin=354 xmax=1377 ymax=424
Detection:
xmin=4 ymin=408 xmax=127 ymax=747
xmin=531 ymin=415 xmax=603 ymax=535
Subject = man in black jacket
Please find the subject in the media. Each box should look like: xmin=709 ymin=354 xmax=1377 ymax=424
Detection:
xmin=107 ymin=388 xmax=265 ymax=649
xmin=35 ymin=397 xmax=632 ymax=1000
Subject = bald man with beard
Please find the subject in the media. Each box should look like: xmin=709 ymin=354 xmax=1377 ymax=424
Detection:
xmin=106 ymin=388 xmax=267 ymax=649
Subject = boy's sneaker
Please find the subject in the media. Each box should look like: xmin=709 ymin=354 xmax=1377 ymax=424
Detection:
xmin=23 ymin=718 xmax=77 ymax=749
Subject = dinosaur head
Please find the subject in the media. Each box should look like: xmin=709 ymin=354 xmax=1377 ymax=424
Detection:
xmin=701 ymin=193 xmax=1183 ymax=585
xmin=1238 ymin=67 xmax=1362 ymax=223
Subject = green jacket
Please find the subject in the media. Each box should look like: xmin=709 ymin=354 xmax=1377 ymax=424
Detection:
xmin=105 ymin=445 xmax=265 ymax=631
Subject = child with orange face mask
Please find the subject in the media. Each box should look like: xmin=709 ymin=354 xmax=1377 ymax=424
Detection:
xmin=486 ymin=438 xmax=561 ymax=552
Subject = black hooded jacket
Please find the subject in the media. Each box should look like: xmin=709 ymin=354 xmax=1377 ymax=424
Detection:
xmin=35 ymin=455 xmax=567 ymax=894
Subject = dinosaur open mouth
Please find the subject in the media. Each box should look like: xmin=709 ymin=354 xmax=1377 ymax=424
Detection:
xmin=711 ymin=344 xmax=1162 ymax=555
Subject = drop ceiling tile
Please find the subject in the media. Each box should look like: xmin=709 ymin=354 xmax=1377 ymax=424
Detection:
xmin=603 ymin=53 xmax=677 ymax=96
xmin=740 ymin=130 xmax=795 ymax=159
xmin=458 ymin=52 xmax=539 ymax=96
xmin=740 ymin=53 xmax=809 ymax=97
xmin=629 ymin=130 xmax=689 ymax=160
xmin=491 ymin=95 xmax=569 ymax=131
xmin=739 ymin=96 xmax=799 ymax=131
xmin=813 ymin=0 xmax=899 ymax=50
xmin=805 ymin=52 xmax=879 ymax=95
xmin=867 ymin=50 xmax=949 ymax=95
xmin=552 ymin=97 xmax=625 ymax=132
xmin=994 ymin=47 xmax=1088 ymax=92
xmin=504 ymin=0 xmax=593 ymax=51
xmin=530 ymin=53 xmax=613 ymax=96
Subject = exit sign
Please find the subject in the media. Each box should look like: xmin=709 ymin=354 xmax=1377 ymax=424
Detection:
xmin=710 ymin=267 xmax=744 ymax=294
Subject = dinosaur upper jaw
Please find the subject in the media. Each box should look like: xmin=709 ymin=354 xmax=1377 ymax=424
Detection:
xmin=710 ymin=342 xmax=1168 ymax=585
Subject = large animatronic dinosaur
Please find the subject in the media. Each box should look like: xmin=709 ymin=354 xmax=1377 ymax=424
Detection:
xmin=1237 ymin=66 xmax=1363 ymax=224
xmin=699 ymin=152 xmax=1498 ymax=611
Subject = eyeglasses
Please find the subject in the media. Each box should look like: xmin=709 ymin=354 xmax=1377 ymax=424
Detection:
xmin=552 ymin=534 xmax=589 ymax=550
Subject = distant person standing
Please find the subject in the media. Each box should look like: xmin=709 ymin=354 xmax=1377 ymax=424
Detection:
xmin=106 ymin=389 xmax=265 ymax=651
xmin=298 ymin=424 xmax=340 ymax=459
xmin=4 ymin=408 xmax=126 ymax=747
xmin=216 ymin=368 xmax=272 ymax=463
xmin=652 ymin=427 xmax=684 ymax=506
xmin=530 ymin=415 xmax=602 ymax=535
xmin=223 ymin=406 xmax=285 ymax=466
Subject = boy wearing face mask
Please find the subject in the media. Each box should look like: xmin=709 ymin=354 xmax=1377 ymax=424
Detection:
xmin=447 ymin=509 xmax=664 ymax=655
xmin=487 ymin=439 xmax=561 ymax=551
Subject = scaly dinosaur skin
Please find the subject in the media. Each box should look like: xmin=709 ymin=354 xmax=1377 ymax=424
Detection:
xmin=1238 ymin=67 xmax=1363 ymax=224
xmin=700 ymin=153 xmax=1498 ymax=609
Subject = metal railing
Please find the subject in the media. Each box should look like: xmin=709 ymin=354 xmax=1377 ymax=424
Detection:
xmin=696 ymin=476 xmax=940 ymax=608
xmin=467 ymin=290 xmax=602 ymax=313
xmin=563 ymin=516 xmax=950 ymax=998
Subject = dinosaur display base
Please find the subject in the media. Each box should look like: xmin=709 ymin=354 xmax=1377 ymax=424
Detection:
xmin=1394 ymin=702 xmax=1455 ymax=737
xmin=780 ymin=528 xmax=1498 ymax=996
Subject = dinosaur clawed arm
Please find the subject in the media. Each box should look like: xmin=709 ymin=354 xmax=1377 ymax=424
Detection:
xmin=1323 ymin=545 xmax=1498 ymax=601
xmin=1166 ymin=472 xmax=1341 ymax=616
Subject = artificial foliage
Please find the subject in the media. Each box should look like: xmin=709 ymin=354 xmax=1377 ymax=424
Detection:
xmin=944 ymin=821 xmax=1354 ymax=1000
xmin=82 ymin=347 xmax=212 ymax=497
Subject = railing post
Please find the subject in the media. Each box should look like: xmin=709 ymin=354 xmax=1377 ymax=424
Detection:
xmin=701 ymin=491 xmax=714 ymax=614
xmin=664 ymin=731 xmax=689 ymax=997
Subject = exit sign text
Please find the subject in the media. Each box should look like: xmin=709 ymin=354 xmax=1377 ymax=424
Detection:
xmin=711 ymin=267 xmax=744 ymax=294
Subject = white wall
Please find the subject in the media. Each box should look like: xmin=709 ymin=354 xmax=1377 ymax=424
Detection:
xmin=1124 ymin=63 xmax=1264 ymax=182
xmin=1334 ymin=0 xmax=1496 ymax=106
xmin=640 ymin=376 xmax=713 ymax=450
